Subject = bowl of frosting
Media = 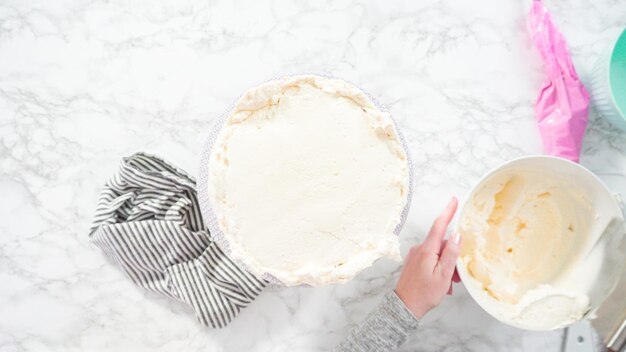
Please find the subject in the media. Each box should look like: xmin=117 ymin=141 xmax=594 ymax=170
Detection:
xmin=456 ymin=156 xmax=625 ymax=330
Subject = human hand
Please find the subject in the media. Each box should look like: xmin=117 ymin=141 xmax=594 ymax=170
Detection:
xmin=394 ymin=197 xmax=462 ymax=319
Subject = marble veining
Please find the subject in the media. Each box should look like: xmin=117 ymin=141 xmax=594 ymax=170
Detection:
xmin=1 ymin=0 xmax=625 ymax=351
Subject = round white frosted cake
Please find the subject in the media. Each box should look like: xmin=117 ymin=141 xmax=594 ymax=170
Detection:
xmin=207 ymin=75 xmax=410 ymax=286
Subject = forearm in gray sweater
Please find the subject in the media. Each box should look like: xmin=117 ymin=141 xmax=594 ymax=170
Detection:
xmin=334 ymin=291 xmax=420 ymax=352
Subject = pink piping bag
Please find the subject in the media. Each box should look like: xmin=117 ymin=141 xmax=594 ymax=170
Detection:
xmin=528 ymin=0 xmax=590 ymax=162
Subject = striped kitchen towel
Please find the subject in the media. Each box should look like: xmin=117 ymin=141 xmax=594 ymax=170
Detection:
xmin=89 ymin=152 xmax=266 ymax=328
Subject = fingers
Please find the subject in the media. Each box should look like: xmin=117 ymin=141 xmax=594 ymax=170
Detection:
xmin=436 ymin=232 xmax=461 ymax=279
xmin=422 ymin=197 xmax=458 ymax=252
xmin=439 ymin=240 xmax=447 ymax=255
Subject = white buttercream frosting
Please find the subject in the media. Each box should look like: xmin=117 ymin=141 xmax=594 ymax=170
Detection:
xmin=459 ymin=170 xmax=594 ymax=330
xmin=208 ymin=75 xmax=409 ymax=286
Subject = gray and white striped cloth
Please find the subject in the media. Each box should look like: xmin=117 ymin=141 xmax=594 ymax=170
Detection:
xmin=89 ymin=152 xmax=266 ymax=328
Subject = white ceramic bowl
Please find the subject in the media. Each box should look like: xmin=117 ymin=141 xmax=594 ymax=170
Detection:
xmin=456 ymin=156 xmax=625 ymax=330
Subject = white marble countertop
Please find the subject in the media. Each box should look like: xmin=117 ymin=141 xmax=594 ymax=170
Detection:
xmin=1 ymin=0 xmax=625 ymax=351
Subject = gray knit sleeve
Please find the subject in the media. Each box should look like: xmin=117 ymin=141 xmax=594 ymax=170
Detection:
xmin=334 ymin=291 xmax=420 ymax=352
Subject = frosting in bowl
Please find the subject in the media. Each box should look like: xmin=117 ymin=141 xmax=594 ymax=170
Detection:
xmin=459 ymin=168 xmax=595 ymax=329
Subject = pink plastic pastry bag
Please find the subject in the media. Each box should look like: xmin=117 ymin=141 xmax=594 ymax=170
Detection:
xmin=528 ymin=0 xmax=590 ymax=163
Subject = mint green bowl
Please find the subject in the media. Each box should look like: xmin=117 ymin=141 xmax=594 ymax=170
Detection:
xmin=590 ymin=28 xmax=626 ymax=130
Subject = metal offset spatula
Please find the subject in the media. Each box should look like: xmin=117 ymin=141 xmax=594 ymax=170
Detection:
xmin=563 ymin=218 xmax=626 ymax=352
